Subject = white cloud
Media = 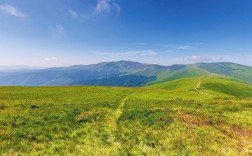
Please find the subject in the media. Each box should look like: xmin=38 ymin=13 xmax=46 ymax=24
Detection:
xmin=112 ymin=2 xmax=121 ymax=13
xmin=164 ymin=44 xmax=199 ymax=53
xmin=56 ymin=25 xmax=64 ymax=34
xmin=217 ymin=54 xmax=252 ymax=62
xmin=44 ymin=57 xmax=57 ymax=62
xmin=176 ymin=45 xmax=196 ymax=50
xmin=52 ymin=25 xmax=64 ymax=38
xmin=95 ymin=0 xmax=120 ymax=14
xmin=186 ymin=55 xmax=212 ymax=62
xmin=0 ymin=3 xmax=26 ymax=19
xmin=184 ymin=54 xmax=252 ymax=64
xmin=68 ymin=9 xmax=78 ymax=17
xmin=100 ymin=50 xmax=157 ymax=58
xmin=190 ymin=56 xmax=203 ymax=61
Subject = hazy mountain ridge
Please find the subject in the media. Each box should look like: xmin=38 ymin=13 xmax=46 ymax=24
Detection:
xmin=0 ymin=61 xmax=251 ymax=86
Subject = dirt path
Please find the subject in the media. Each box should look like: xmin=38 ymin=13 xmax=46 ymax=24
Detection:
xmin=114 ymin=96 xmax=129 ymax=121
xmin=195 ymin=78 xmax=203 ymax=93
xmin=106 ymin=96 xmax=129 ymax=144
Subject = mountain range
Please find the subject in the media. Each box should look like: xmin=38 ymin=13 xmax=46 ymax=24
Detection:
xmin=0 ymin=60 xmax=252 ymax=86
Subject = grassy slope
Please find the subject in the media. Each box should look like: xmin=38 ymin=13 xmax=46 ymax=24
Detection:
xmin=199 ymin=62 xmax=252 ymax=84
xmin=148 ymin=77 xmax=252 ymax=98
xmin=146 ymin=63 xmax=252 ymax=86
xmin=200 ymin=78 xmax=252 ymax=98
xmin=147 ymin=78 xmax=199 ymax=91
xmin=0 ymin=80 xmax=252 ymax=155
xmin=147 ymin=65 xmax=219 ymax=85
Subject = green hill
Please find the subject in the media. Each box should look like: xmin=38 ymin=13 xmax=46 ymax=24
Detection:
xmin=199 ymin=62 xmax=252 ymax=83
xmin=147 ymin=78 xmax=199 ymax=91
xmin=200 ymin=78 xmax=252 ymax=98
xmin=147 ymin=77 xmax=252 ymax=98
xmin=147 ymin=63 xmax=252 ymax=85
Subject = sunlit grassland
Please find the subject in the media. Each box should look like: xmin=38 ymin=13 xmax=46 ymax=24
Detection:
xmin=0 ymin=78 xmax=252 ymax=155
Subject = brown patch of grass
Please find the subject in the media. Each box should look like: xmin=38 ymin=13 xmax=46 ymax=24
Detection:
xmin=177 ymin=113 xmax=208 ymax=127
xmin=225 ymin=127 xmax=252 ymax=153
xmin=230 ymin=128 xmax=252 ymax=138
xmin=216 ymin=122 xmax=252 ymax=140
xmin=229 ymin=128 xmax=252 ymax=139
xmin=178 ymin=113 xmax=252 ymax=153
xmin=178 ymin=113 xmax=252 ymax=139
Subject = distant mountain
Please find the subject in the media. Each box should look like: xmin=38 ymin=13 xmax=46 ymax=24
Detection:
xmin=0 ymin=61 xmax=251 ymax=86
xmin=0 ymin=66 xmax=44 ymax=72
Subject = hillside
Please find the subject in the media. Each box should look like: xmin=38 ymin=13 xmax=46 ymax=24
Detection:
xmin=0 ymin=81 xmax=251 ymax=155
xmin=0 ymin=61 xmax=252 ymax=86
xmin=199 ymin=62 xmax=252 ymax=83
xmin=147 ymin=77 xmax=252 ymax=98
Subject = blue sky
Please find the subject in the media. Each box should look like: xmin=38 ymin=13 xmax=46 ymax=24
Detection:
xmin=0 ymin=0 xmax=252 ymax=66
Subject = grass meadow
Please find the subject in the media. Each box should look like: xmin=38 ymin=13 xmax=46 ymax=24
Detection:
xmin=0 ymin=78 xmax=251 ymax=155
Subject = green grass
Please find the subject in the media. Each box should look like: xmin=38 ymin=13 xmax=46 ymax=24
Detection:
xmin=200 ymin=78 xmax=252 ymax=98
xmin=148 ymin=77 xmax=252 ymax=98
xmin=0 ymin=78 xmax=252 ymax=155
xmin=199 ymin=62 xmax=252 ymax=84
xmin=147 ymin=77 xmax=199 ymax=90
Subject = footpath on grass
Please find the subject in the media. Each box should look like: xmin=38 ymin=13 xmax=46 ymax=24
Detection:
xmin=114 ymin=96 xmax=129 ymax=121
xmin=106 ymin=95 xmax=130 ymax=145
xmin=195 ymin=78 xmax=203 ymax=94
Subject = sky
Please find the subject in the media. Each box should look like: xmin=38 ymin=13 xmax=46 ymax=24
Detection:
xmin=0 ymin=0 xmax=252 ymax=67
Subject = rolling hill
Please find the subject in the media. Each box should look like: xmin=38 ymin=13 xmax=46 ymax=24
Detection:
xmin=147 ymin=77 xmax=252 ymax=98
xmin=0 ymin=61 xmax=252 ymax=86
xmin=1 ymin=62 xmax=252 ymax=155
xmin=1 ymin=79 xmax=251 ymax=155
